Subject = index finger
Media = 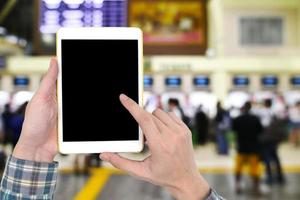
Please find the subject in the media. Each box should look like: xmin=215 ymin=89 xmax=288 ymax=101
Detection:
xmin=119 ymin=94 xmax=160 ymax=143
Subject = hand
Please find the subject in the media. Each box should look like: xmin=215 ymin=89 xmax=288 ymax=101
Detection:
xmin=100 ymin=94 xmax=210 ymax=200
xmin=13 ymin=58 xmax=58 ymax=163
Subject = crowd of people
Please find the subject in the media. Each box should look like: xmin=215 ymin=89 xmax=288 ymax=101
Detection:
xmin=0 ymin=102 xmax=28 ymax=171
xmin=0 ymin=93 xmax=299 ymax=194
xmin=167 ymin=96 xmax=300 ymax=193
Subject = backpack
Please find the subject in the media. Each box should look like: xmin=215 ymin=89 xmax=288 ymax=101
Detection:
xmin=262 ymin=117 xmax=287 ymax=143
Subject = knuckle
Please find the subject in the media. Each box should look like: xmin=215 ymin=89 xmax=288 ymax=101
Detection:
xmin=111 ymin=157 xmax=121 ymax=168
xmin=141 ymin=113 xmax=152 ymax=123
xmin=152 ymin=108 xmax=160 ymax=115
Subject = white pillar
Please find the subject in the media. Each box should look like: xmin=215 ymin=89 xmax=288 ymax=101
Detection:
xmin=211 ymin=71 xmax=229 ymax=104
xmin=153 ymin=74 xmax=164 ymax=95
xmin=29 ymin=74 xmax=41 ymax=92
xmin=1 ymin=76 xmax=13 ymax=92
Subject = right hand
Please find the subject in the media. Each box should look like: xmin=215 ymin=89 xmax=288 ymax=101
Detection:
xmin=100 ymin=94 xmax=210 ymax=200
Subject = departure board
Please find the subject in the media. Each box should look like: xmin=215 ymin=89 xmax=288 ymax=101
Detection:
xmin=40 ymin=0 xmax=127 ymax=34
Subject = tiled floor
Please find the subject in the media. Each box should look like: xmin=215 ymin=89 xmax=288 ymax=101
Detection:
xmin=51 ymin=143 xmax=300 ymax=200
xmin=3 ymin=143 xmax=300 ymax=200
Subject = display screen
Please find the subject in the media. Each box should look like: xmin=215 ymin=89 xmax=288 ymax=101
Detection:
xmin=193 ymin=76 xmax=210 ymax=87
xmin=0 ymin=56 xmax=6 ymax=69
xmin=144 ymin=76 xmax=153 ymax=88
xmin=261 ymin=76 xmax=278 ymax=87
xmin=291 ymin=76 xmax=300 ymax=86
xmin=165 ymin=76 xmax=181 ymax=87
xmin=61 ymin=40 xmax=139 ymax=141
xmin=233 ymin=76 xmax=249 ymax=86
xmin=40 ymin=0 xmax=127 ymax=34
xmin=14 ymin=76 xmax=30 ymax=86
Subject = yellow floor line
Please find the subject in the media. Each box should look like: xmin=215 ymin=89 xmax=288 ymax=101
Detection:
xmin=73 ymin=169 xmax=113 ymax=200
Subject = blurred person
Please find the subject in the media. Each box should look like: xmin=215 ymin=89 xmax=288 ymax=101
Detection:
xmin=232 ymin=101 xmax=263 ymax=194
xmin=9 ymin=102 xmax=28 ymax=148
xmin=1 ymin=103 xmax=13 ymax=146
xmin=194 ymin=105 xmax=209 ymax=145
xmin=214 ymin=101 xmax=230 ymax=155
xmin=289 ymin=101 xmax=300 ymax=147
xmin=273 ymin=95 xmax=289 ymax=120
xmin=167 ymin=98 xmax=183 ymax=119
xmin=168 ymin=98 xmax=190 ymax=127
xmin=259 ymin=99 xmax=285 ymax=185
xmin=257 ymin=99 xmax=274 ymax=128
xmin=0 ymin=59 xmax=224 ymax=200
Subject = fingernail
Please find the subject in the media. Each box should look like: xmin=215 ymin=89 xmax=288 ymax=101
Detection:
xmin=120 ymin=94 xmax=129 ymax=101
xmin=50 ymin=57 xmax=56 ymax=65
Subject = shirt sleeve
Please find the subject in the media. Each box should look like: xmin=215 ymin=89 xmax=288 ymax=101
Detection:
xmin=0 ymin=155 xmax=59 ymax=200
xmin=206 ymin=189 xmax=226 ymax=200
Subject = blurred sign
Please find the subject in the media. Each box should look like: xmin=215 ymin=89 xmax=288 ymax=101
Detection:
xmin=233 ymin=76 xmax=249 ymax=87
xmin=193 ymin=76 xmax=209 ymax=87
xmin=261 ymin=76 xmax=278 ymax=87
xmin=14 ymin=76 xmax=30 ymax=86
xmin=144 ymin=76 xmax=153 ymax=88
xmin=291 ymin=76 xmax=300 ymax=86
xmin=165 ymin=76 xmax=181 ymax=87
xmin=129 ymin=0 xmax=208 ymax=55
xmin=40 ymin=0 xmax=127 ymax=34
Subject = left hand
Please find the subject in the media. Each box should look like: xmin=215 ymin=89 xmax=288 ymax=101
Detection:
xmin=13 ymin=58 xmax=59 ymax=163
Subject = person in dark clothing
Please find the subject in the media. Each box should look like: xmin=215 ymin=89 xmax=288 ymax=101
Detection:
xmin=168 ymin=98 xmax=190 ymax=127
xmin=1 ymin=104 xmax=13 ymax=145
xmin=195 ymin=105 xmax=209 ymax=145
xmin=214 ymin=101 xmax=230 ymax=155
xmin=259 ymin=99 xmax=285 ymax=185
xmin=232 ymin=101 xmax=263 ymax=194
xmin=9 ymin=102 xmax=28 ymax=148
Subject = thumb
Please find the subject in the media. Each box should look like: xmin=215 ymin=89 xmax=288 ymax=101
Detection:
xmin=100 ymin=153 xmax=146 ymax=178
xmin=38 ymin=58 xmax=58 ymax=96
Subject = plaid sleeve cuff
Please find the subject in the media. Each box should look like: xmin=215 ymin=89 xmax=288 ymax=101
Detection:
xmin=0 ymin=155 xmax=58 ymax=199
xmin=206 ymin=189 xmax=226 ymax=200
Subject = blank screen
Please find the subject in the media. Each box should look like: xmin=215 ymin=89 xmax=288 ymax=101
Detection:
xmin=61 ymin=40 xmax=139 ymax=141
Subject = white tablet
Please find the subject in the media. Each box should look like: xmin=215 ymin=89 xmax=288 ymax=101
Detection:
xmin=56 ymin=27 xmax=143 ymax=154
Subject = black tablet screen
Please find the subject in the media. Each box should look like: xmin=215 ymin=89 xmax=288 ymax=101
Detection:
xmin=61 ymin=40 xmax=139 ymax=141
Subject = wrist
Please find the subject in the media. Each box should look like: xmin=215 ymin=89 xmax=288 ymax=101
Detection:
xmin=13 ymin=143 xmax=55 ymax=163
xmin=168 ymin=174 xmax=210 ymax=200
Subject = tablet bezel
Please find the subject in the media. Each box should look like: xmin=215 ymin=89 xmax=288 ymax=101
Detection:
xmin=57 ymin=27 xmax=144 ymax=153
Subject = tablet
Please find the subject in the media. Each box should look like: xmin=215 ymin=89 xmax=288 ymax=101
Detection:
xmin=56 ymin=27 xmax=143 ymax=154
